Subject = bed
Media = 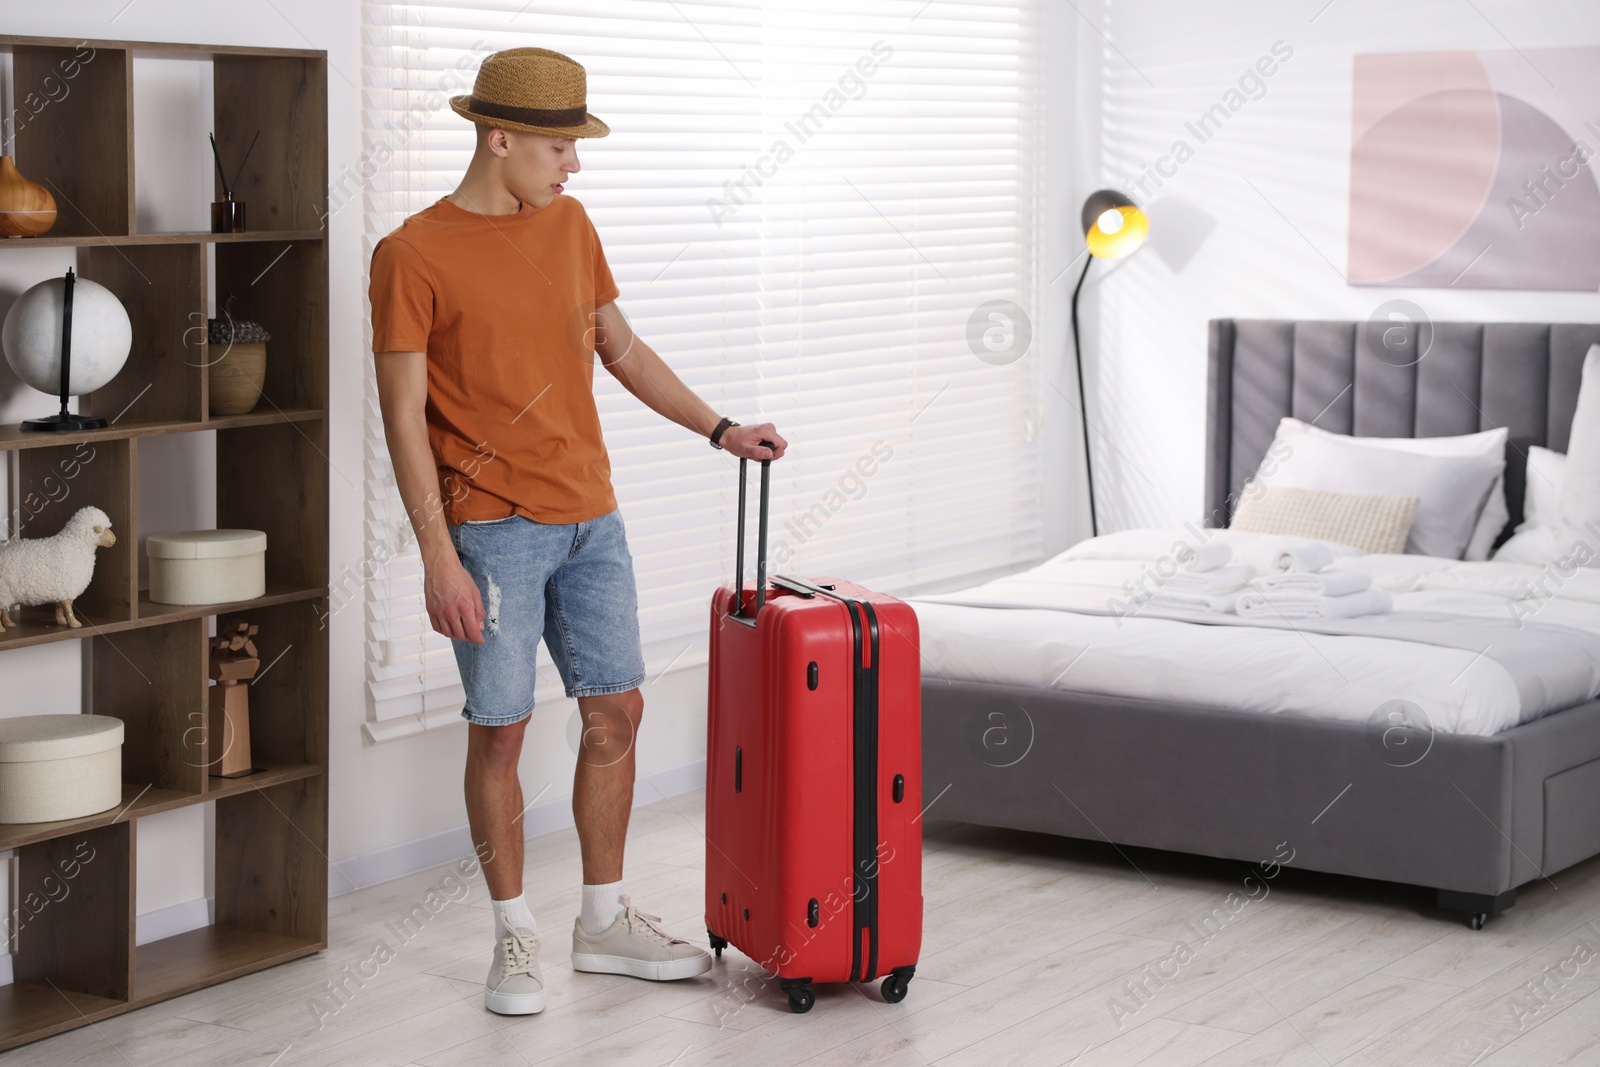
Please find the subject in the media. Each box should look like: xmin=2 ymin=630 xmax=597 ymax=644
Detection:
xmin=916 ymin=319 xmax=1600 ymax=927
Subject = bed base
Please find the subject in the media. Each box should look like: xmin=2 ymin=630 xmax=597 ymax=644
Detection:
xmin=922 ymin=679 xmax=1600 ymax=927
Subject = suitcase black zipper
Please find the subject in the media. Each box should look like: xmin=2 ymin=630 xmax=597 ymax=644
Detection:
xmin=855 ymin=598 xmax=881 ymax=983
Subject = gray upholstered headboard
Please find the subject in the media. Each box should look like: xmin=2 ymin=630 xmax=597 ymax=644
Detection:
xmin=1205 ymin=319 xmax=1600 ymax=539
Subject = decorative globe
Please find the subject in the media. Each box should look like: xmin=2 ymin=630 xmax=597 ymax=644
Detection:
xmin=2 ymin=275 xmax=132 ymax=395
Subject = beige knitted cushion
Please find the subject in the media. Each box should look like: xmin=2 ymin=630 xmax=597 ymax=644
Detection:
xmin=1230 ymin=483 xmax=1419 ymax=554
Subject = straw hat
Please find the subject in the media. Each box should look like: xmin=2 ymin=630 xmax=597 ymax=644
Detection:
xmin=450 ymin=47 xmax=609 ymax=138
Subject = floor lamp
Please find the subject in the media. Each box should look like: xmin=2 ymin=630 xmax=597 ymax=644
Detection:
xmin=1070 ymin=189 xmax=1149 ymax=536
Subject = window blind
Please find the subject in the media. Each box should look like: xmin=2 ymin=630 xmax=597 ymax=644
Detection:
xmin=359 ymin=0 xmax=1042 ymax=743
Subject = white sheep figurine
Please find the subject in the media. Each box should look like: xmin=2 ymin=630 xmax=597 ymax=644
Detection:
xmin=0 ymin=505 xmax=117 ymax=631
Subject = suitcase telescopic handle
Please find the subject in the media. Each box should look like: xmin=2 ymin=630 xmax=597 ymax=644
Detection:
xmin=732 ymin=444 xmax=775 ymax=620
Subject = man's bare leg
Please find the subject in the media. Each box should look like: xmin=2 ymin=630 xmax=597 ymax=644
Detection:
xmin=568 ymin=687 xmax=711 ymax=977
xmin=465 ymin=716 xmax=547 ymax=1015
xmin=465 ymin=717 xmax=530 ymax=899
xmin=572 ymin=688 xmax=644 ymax=884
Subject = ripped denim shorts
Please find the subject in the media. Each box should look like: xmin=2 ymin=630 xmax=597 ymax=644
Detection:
xmin=445 ymin=508 xmax=646 ymax=726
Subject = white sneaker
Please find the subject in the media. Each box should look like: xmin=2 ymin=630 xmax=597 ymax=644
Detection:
xmin=571 ymin=894 xmax=713 ymax=981
xmin=485 ymin=914 xmax=546 ymax=1015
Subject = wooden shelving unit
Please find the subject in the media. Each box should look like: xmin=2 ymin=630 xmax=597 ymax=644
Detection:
xmin=0 ymin=34 xmax=328 ymax=1050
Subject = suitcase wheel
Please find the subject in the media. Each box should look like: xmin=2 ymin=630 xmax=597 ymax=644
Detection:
xmin=881 ymin=966 xmax=915 ymax=1004
xmin=779 ymin=977 xmax=815 ymax=1014
xmin=707 ymin=929 xmax=728 ymax=959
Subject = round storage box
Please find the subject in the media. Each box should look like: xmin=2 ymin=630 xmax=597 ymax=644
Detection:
xmin=0 ymin=714 xmax=123 ymax=823
xmin=147 ymin=529 xmax=266 ymax=605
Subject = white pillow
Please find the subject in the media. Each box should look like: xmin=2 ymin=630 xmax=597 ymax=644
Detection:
xmin=1273 ymin=418 xmax=1509 ymax=560
xmin=1253 ymin=418 xmax=1504 ymax=559
xmin=1559 ymin=345 xmax=1600 ymax=563
xmin=1494 ymin=525 xmax=1561 ymax=566
xmin=1522 ymin=446 xmax=1567 ymax=530
xmin=1491 ymin=447 xmax=1569 ymax=566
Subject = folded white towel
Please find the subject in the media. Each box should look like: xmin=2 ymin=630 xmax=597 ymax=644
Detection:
xmin=1253 ymin=569 xmax=1372 ymax=596
xmin=1275 ymin=543 xmax=1335 ymax=573
xmin=1165 ymin=564 xmax=1254 ymax=594
xmin=1183 ymin=541 xmax=1233 ymax=573
xmin=1236 ymin=587 xmax=1393 ymax=620
xmin=1144 ymin=590 xmax=1242 ymax=614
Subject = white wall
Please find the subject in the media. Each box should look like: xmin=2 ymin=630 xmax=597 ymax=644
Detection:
xmin=0 ymin=2 xmax=717 ymax=937
xmin=1051 ymin=0 xmax=1600 ymax=541
xmin=1039 ymin=0 xmax=1093 ymax=557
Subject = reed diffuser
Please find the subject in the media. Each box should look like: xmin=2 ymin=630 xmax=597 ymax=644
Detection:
xmin=209 ymin=130 xmax=259 ymax=233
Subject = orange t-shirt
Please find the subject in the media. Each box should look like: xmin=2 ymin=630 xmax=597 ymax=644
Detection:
xmin=368 ymin=194 xmax=620 ymax=525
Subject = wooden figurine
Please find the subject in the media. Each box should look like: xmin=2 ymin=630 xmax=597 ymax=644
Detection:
xmin=208 ymin=620 xmax=260 ymax=777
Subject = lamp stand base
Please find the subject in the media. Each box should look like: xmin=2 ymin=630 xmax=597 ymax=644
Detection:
xmin=20 ymin=412 xmax=107 ymax=432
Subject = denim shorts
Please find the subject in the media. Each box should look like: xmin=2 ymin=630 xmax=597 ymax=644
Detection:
xmin=446 ymin=508 xmax=646 ymax=726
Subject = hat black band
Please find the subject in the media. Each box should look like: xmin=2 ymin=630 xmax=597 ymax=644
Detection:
xmin=468 ymin=96 xmax=589 ymax=128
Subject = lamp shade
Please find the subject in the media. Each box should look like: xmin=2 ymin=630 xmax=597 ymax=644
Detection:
xmin=1080 ymin=189 xmax=1149 ymax=260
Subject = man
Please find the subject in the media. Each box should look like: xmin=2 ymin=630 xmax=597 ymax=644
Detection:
xmin=368 ymin=46 xmax=787 ymax=1017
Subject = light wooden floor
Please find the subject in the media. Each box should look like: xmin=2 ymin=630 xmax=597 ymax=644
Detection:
xmin=13 ymin=786 xmax=1600 ymax=1066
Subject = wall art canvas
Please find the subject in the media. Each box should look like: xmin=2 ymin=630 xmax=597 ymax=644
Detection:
xmin=1349 ymin=48 xmax=1600 ymax=290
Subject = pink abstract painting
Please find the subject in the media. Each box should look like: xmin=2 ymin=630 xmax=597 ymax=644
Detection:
xmin=1349 ymin=48 xmax=1600 ymax=290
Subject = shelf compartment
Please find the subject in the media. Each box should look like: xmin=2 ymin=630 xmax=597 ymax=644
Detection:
xmin=215 ymin=599 xmax=329 ymax=768
xmin=214 ymin=54 xmax=327 ymax=234
xmin=0 ymin=408 xmax=325 ymax=452
xmin=134 ymin=770 xmax=329 ymax=1008
xmin=134 ymin=923 xmax=320 ymax=1005
xmin=0 ymin=981 xmax=125 ymax=1052
xmin=77 ymin=242 xmax=205 ymax=424
xmin=0 ymin=820 xmax=134 ymax=1051
xmin=215 ymin=775 xmax=327 ymax=943
xmin=94 ymin=617 xmax=208 ymax=794
xmin=217 ymin=421 xmax=329 ymax=592
xmin=12 ymin=821 xmax=132 ymax=1000
xmin=9 ymin=43 xmax=131 ymax=238
xmin=214 ymin=241 xmax=329 ymax=411
xmin=14 ymin=436 xmax=135 ymax=622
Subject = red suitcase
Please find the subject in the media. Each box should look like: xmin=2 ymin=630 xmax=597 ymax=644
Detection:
xmin=704 ymin=456 xmax=923 ymax=1013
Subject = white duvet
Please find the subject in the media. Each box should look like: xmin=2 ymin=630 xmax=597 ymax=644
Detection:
xmin=910 ymin=528 xmax=1600 ymax=737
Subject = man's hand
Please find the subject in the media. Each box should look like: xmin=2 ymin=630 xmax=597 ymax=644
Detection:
xmin=720 ymin=422 xmax=788 ymax=461
xmin=426 ymin=553 xmax=487 ymax=644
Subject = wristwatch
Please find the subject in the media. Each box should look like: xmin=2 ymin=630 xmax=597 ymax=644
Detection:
xmin=709 ymin=416 xmax=738 ymax=449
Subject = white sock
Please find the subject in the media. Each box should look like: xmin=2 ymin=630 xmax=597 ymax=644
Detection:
xmin=492 ymin=895 xmax=537 ymax=937
xmin=579 ymin=880 xmax=625 ymax=935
